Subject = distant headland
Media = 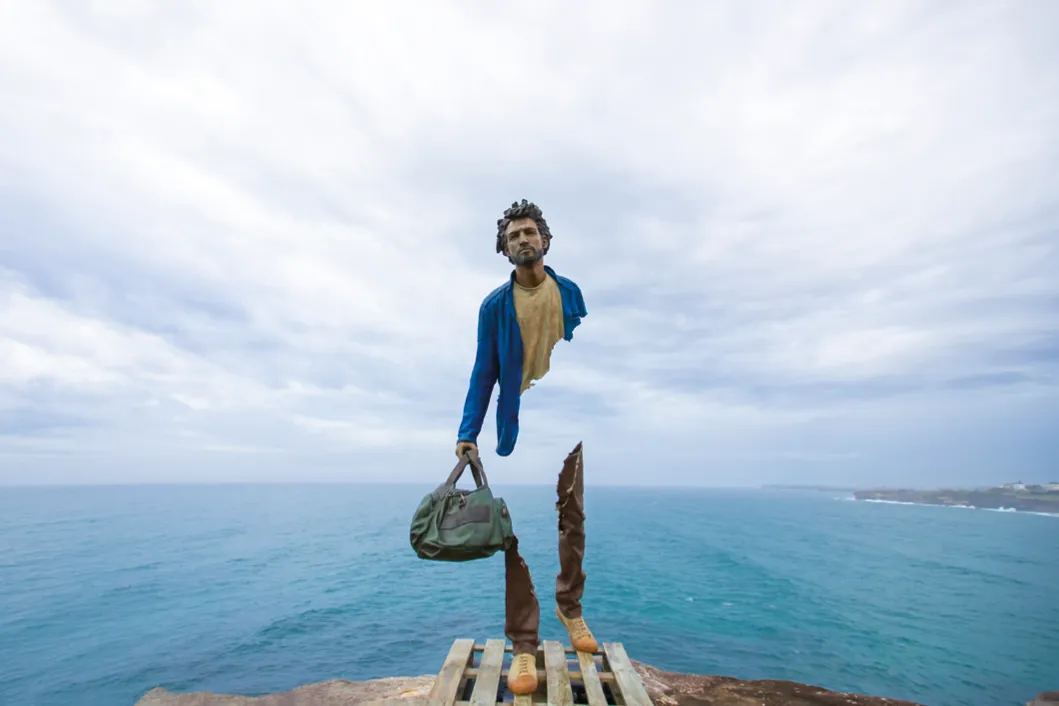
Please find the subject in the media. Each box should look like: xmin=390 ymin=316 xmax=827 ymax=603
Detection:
xmin=853 ymin=481 xmax=1059 ymax=513
xmin=765 ymin=481 xmax=1059 ymax=513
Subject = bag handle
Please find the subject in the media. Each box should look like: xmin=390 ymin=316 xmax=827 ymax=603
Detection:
xmin=445 ymin=448 xmax=489 ymax=489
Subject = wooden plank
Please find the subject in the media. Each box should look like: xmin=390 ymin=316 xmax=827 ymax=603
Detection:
xmin=475 ymin=642 xmax=543 ymax=653
xmin=543 ymin=640 xmax=573 ymax=706
xmin=474 ymin=642 xmax=601 ymax=655
xmin=576 ymin=651 xmax=608 ymax=706
xmin=466 ymin=666 xmax=615 ymax=684
xmin=428 ymin=638 xmax=475 ymax=706
xmin=602 ymin=643 xmax=651 ymax=706
xmin=469 ymin=639 xmax=505 ymax=706
xmin=512 ymin=695 xmax=533 ymax=706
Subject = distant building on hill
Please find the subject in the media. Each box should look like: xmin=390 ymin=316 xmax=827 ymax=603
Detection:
xmin=1002 ymin=481 xmax=1027 ymax=490
xmin=1047 ymin=482 xmax=1059 ymax=492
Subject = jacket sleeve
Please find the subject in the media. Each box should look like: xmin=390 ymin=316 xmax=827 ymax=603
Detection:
xmin=457 ymin=297 xmax=499 ymax=444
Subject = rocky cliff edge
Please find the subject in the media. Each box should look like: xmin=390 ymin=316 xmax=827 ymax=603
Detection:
xmin=135 ymin=659 xmax=939 ymax=706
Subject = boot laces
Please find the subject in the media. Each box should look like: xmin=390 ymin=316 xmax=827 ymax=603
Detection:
xmin=568 ymin=616 xmax=592 ymax=639
xmin=513 ymin=654 xmax=534 ymax=677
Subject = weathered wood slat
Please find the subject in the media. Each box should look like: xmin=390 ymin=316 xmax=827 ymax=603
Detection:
xmin=465 ymin=666 xmax=615 ymax=684
xmin=472 ymin=643 xmax=600 ymax=655
xmin=428 ymin=638 xmax=475 ymax=706
xmin=575 ymin=651 xmax=608 ymax=706
xmin=543 ymin=640 xmax=574 ymax=706
xmin=602 ymin=643 xmax=651 ymax=706
xmin=470 ymin=639 xmax=505 ymax=706
xmin=511 ymin=696 xmax=533 ymax=706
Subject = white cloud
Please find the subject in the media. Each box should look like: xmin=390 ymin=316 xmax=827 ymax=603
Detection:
xmin=1 ymin=0 xmax=1057 ymax=486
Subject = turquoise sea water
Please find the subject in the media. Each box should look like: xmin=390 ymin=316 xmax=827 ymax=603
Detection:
xmin=1 ymin=484 xmax=1056 ymax=706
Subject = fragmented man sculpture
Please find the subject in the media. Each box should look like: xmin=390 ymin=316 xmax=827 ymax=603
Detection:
xmin=455 ymin=199 xmax=593 ymax=695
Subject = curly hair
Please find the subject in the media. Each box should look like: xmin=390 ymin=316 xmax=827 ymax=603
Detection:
xmin=495 ymin=199 xmax=552 ymax=256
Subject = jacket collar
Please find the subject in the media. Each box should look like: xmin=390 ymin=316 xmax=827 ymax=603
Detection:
xmin=507 ymin=264 xmax=561 ymax=287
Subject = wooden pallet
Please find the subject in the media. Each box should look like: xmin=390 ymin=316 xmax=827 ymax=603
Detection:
xmin=426 ymin=638 xmax=652 ymax=705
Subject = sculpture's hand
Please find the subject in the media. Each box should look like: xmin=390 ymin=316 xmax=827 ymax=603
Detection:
xmin=455 ymin=441 xmax=478 ymax=459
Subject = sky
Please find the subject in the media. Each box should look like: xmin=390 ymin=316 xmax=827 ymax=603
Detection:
xmin=1 ymin=0 xmax=1057 ymax=488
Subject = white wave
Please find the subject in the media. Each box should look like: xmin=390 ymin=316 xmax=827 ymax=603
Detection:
xmin=862 ymin=498 xmax=919 ymax=506
xmin=860 ymin=498 xmax=977 ymax=509
xmin=852 ymin=498 xmax=1058 ymax=517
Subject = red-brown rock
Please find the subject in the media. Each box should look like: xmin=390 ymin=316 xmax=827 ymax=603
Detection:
xmin=632 ymin=660 xmax=923 ymax=705
xmin=135 ymin=661 xmax=931 ymax=706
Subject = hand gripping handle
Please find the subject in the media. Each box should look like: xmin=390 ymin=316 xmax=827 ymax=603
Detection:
xmin=444 ymin=447 xmax=489 ymax=489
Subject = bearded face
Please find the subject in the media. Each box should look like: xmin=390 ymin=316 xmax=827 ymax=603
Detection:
xmin=503 ymin=217 xmax=547 ymax=265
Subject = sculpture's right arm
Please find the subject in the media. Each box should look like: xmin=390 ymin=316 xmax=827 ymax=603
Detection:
xmin=457 ymin=300 xmax=499 ymax=446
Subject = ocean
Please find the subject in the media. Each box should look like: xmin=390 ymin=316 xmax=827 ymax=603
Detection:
xmin=1 ymin=484 xmax=1056 ymax=706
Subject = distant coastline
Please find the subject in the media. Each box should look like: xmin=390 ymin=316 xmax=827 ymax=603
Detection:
xmin=763 ymin=482 xmax=1059 ymax=513
xmin=853 ymin=486 xmax=1059 ymax=513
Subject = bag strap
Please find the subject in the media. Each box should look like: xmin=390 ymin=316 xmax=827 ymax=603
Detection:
xmin=445 ymin=448 xmax=489 ymax=489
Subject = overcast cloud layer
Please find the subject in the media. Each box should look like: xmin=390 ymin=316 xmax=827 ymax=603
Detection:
xmin=1 ymin=0 xmax=1057 ymax=487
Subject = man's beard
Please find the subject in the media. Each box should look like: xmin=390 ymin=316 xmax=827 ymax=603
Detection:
xmin=512 ymin=246 xmax=542 ymax=266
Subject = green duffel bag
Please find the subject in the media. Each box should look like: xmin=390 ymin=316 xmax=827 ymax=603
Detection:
xmin=410 ymin=449 xmax=515 ymax=561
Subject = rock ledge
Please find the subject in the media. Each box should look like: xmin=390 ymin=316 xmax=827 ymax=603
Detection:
xmin=135 ymin=661 xmax=932 ymax=706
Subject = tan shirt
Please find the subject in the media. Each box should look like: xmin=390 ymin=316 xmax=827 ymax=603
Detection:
xmin=512 ymin=274 xmax=565 ymax=394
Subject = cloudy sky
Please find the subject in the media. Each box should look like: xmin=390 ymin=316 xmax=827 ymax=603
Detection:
xmin=1 ymin=0 xmax=1057 ymax=487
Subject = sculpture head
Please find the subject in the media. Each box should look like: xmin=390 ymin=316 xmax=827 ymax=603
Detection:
xmin=495 ymin=199 xmax=552 ymax=267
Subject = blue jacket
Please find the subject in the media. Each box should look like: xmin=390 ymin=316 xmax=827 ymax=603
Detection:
xmin=458 ymin=265 xmax=587 ymax=456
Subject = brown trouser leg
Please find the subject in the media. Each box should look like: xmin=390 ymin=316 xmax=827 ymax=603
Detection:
xmin=504 ymin=536 xmax=540 ymax=655
xmin=555 ymin=441 xmax=586 ymax=619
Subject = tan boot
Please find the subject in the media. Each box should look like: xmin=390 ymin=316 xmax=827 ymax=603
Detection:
xmin=556 ymin=606 xmax=598 ymax=653
xmin=508 ymin=652 xmax=538 ymax=695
